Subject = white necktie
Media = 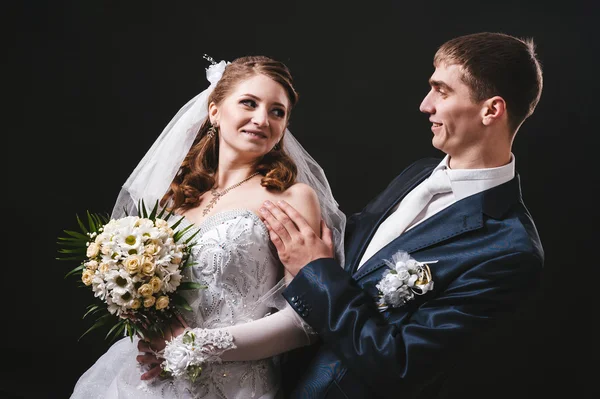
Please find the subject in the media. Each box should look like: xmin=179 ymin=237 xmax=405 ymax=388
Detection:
xmin=358 ymin=168 xmax=452 ymax=268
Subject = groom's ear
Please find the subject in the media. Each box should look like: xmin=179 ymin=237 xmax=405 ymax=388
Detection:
xmin=481 ymin=96 xmax=506 ymax=126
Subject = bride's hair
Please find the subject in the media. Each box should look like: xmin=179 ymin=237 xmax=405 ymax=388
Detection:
xmin=162 ymin=56 xmax=300 ymax=212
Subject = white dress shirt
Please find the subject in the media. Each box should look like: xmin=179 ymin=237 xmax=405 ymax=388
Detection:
xmin=357 ymin=154 xmax=516 ymax=269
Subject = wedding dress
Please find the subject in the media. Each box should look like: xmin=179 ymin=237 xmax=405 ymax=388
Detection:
xmin=70 ymin=209 xmax=310 ymax=399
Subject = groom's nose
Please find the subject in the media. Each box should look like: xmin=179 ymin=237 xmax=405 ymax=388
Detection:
xmin=419 ymin=91 xmax=435 ymax=114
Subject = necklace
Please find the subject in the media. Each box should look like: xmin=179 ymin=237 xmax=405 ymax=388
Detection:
xmin=202 ymin=172 xmax=260 ymax=216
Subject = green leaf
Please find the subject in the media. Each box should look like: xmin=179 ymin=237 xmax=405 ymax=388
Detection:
xmin=126 ymin=321 xmax=134 ymax=342
xmin=82 ymin=305 xmax=101 ymax=319
xmin=87 ymin=211 xmax=97 ymax=232
xmin=182 ymin=260 xmax=197 ymax=269
xmin=148 ymin=200 xmax=160 ymax=221
xmin=56 ymin=239 xmax=86 ymax=247
xmin=61 ymin=230 xmax=89 ymax=240
xmin=57 ymin=255 xmax=86 ymax=261
xmin=177 ymin=282 xmax=207 ymax=290
xmin=105 ymin=320 xmax=126 ymax=341
xmin=76 ymin=214 xmax=89 ymax=235
xmin=184 ymin=228 xmax=201 ymax=245
xmin=139 ymin=199 xmax=148 ymax=219
xmin=58 ymin=248 xmax=87 ymax=254
xmin=78 ymin=313 xmax=113 ymax=341
xmin=171 ymin=294 xmax=193 ymax=311
xmin=170 ymin=215 xmax=186 ymax=231
xmin=64 ymin=264 xmax=85 ymax=278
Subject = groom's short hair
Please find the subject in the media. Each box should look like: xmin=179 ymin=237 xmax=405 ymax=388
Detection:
xmin=434 ymin=32 xmax=543 ymax=132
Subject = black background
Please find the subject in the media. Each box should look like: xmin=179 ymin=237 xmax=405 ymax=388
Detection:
xmin=9 ymin=1 xmax=596 ymax=398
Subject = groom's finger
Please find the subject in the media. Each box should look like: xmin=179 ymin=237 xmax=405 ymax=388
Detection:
xmin=263 ymin=219 xmax=286 ymax=253
xmin=276 ymin=200 xmax=314 ymax=235
xmin=321 ymin=220 xmax=334 ymax=251
xmin=259 ymin=205 xmax=293 ymax=243
xmin=261 ymin=201 xmax=299 ymax=237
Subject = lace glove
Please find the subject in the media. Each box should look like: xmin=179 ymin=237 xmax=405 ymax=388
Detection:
xmin=161 ymin=328 xmax=236 ymax=382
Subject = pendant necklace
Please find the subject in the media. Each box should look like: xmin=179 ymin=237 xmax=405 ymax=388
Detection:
xmin=202 ymin=172 xmax=260 ymax=216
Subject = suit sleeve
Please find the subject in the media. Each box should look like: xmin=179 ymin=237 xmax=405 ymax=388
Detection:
xmin=283 ymin=251 xmax=542 ymax=397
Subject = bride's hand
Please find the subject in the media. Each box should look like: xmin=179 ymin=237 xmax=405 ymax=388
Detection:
xmin=137 ymin=314 xmax=189 ymax=380
xmin=137 ymin=340 xmax=164 ymax=380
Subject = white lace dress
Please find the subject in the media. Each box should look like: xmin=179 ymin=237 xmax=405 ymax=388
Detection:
xmin=70 ymin=209 xmax=302 ymax=399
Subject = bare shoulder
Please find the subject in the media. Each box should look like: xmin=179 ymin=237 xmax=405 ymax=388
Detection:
xmin=280 ymin=182 xmax=318 ymax=203
xmin=269 ymin=182 xmax=321 ymax=231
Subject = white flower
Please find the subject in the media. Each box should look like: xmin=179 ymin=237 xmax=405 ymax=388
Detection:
xmin=161 ymin=328 xmax=236 ymax=381
xmin=86 ymin=242 xmax=100 ymax=258
xmin=161 ymin=270 xmax=182 ymax=293
xmin=64 ymin=206 xmax=197 ymax=341
xmin=206 ymin=60 xmax=230 ymax=85
xmin=162 ymin=344 xmax=194 ymax=378
xmin=375 ymin=251 xmax=436 ymax=311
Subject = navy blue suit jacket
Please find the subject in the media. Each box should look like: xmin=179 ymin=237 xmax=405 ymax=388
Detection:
xmin=281 ymin=158 xmax=544 ymax=398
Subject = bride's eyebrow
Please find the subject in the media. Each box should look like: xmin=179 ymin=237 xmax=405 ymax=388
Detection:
xmin=241 ymin=93 xmax=287 ymax=109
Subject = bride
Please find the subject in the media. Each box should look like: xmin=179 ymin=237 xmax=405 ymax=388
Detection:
xmin=69 ymin=55 xmax=345 ymax=398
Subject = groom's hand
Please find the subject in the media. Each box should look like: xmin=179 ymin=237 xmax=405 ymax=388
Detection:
xmin=259 ymin=200 xmax=334 ymax=276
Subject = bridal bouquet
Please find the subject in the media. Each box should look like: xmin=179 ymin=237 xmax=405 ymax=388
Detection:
xmin=58 ymin=200 xmax=203 ymax=342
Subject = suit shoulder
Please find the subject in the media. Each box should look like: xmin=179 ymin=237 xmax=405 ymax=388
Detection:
xmin=514 ymin=205 xmax=545 ymax=264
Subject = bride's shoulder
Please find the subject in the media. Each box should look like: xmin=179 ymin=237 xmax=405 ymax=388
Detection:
xmin=276 ymin=182 xmax=318 ymax=204
xmin=268 ymin=182 xmax=321 ymax=229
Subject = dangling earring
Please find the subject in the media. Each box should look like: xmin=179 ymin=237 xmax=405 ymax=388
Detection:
xmin=207 ymin=123 xmax=218 ymax=139
xmin=272 ymin=142 xmax=280 ymax=151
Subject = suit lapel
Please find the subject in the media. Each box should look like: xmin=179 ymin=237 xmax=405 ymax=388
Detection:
xmin=351 ymin=173 xmax=523 ymax=280
xmin=344 ymin=166 xmax=434 ymax=274
xmin=352 ymin=194 xmax=484 ymax=280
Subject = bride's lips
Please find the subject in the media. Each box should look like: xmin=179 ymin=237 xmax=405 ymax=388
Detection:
xmin=242 ymin=129 xmax=267 ymax=139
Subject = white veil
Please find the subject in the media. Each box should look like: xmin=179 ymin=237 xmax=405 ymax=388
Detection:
xmin=111 ymin=59 xmax=346 ymax=267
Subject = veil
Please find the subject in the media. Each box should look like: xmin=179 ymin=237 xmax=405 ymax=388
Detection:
xmin=111 ymin=58 xmax=346 ymax=271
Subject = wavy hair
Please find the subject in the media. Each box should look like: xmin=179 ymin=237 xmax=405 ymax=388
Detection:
xmin=161 ymin=56 xmax=299 ymax=212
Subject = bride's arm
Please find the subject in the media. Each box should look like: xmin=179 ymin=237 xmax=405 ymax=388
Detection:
xmin=139 ymin=185 xmax=323 ymax=379
xmin=219 ymin=182 xmax=322 ymax=361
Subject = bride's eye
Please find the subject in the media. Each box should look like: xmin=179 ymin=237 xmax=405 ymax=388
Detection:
xmin=240 ymin=99 xmax=257 ymax=108
xmin=271 ymin=108 xmax=286 ymax=118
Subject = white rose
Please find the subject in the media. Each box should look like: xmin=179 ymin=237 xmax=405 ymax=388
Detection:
xmin=149 ymin=276 xmax=162 ymax=293
xmin=99 ymin=262 xmax=110 ymax=274
xmin=141 ymin=259 xmax=156 ymax=277
xmin=143 ymin=296 xmax=156 ymax=308
xmin=163 ymin=344 xmax=193 ymax=378
xmin=154 ymin=219 xmax=168 ymax=229
xmin=81 ymin=269 xmax=94 ymax=286
xmin=144 ymin=244 xmax=159 ymax=256
xmin=155 ymin=296 xmax=169 ymax=310
xmin=85 ymin=260 xmax=99 ymax=271
xmin=205 ymin=60 xmax=229 ymax=85
xmin=394 ymin=268 xmax=411 ymax=282
xmin=124 ymin=256 xmax=142 ymax=274
xmin=138 ymin=283 xmax=154 ymax=298
xmin=86 ymin=242 xmax=100 ymax=258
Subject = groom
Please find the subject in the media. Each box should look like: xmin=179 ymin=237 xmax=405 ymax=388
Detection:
xmin=259 ymin=32 xmax=544 ymax=398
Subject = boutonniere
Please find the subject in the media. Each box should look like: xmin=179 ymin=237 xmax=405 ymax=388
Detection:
xmin=375 ymin=250 xmax=436 ymax=312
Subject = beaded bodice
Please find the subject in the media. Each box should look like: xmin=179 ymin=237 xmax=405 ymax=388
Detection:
xmin=178 ymin=209 xmax=282 ymax=330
